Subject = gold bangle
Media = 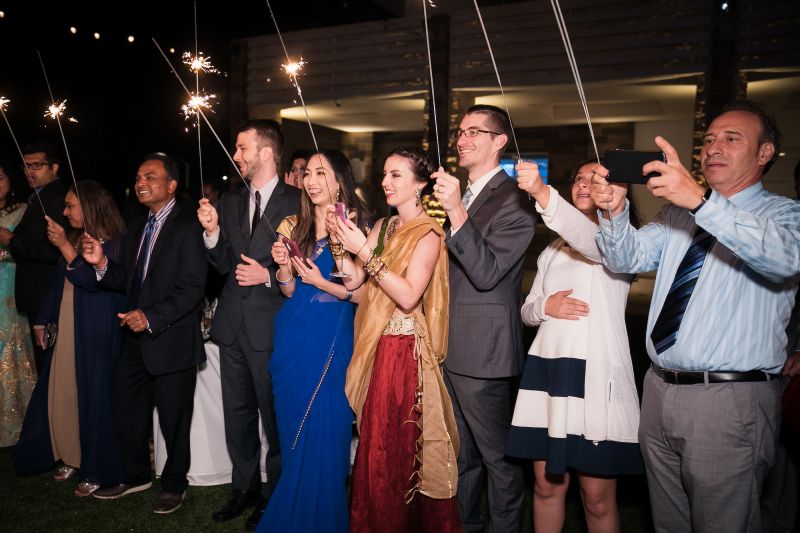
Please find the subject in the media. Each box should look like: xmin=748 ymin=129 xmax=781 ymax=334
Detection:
xmin=373 ymin=263 xmax=389 ymax=283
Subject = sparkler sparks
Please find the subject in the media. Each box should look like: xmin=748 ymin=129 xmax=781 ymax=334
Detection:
xmin=182 ymin=52 xmax=218 ymax=74
xmin=181 ymin=92 xmax=216 ymax=119
xmin=0 ymin=97 xmax=9 ymax=112
xmin=45 ymin=100 xmax=67 ymax=120
xmin=282 ymin=59 xmax=305 ymax=78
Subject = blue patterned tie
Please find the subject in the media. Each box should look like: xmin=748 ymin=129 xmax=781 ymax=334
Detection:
xmin=462 ymin=187 xmax=473 ymax=209
xmin=135 ymin=214 xmax=157 ymax=288
xmin=650 ymin=225 xmax=716 ymax=354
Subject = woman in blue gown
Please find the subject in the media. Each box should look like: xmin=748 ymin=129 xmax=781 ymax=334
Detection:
xmin=14 ymin=181 xmax=126 ymax=497
xmin=258 ymin=149 xmax=370 ymax=533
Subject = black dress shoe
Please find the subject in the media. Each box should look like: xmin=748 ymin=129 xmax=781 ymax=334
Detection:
xmin=212 ymin=490 xmax=260 ymax=522
xmin=244 ymin=498 xmax=268 ymax=530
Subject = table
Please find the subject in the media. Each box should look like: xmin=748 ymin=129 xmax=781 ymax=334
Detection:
xmin=153 ymin=342 xmax=269 ymax=486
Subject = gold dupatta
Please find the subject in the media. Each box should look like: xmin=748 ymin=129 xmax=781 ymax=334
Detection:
xmin=346 ymin=216 xmax=459 ymax=500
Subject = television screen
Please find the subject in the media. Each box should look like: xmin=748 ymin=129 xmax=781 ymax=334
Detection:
xmin=500 ymin=155 xmax=548 ymax=184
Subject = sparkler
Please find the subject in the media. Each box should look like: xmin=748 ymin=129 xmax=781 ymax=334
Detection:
xmin=548 ymin=0 xmax=610 ymax=223
xmin=265 ymin=0 xmax=336 ymax=207
xmin=38 ymin=51 xmax=90 ymax=235
xmin=281 ymin=59 xmax=305 ymax=78
xmin=422 ymin=0 xmax=442 ymax=168
xmin=152 ymin=38 xmax=278 ymax=237
xmin=471 ymin=0 xmax=521 ymax=161
xmin=182 ymin=52 xmax=218 ymax=75
xmin=45 ymin=99 xmax=67 ymax=120
xmin=0 ymin=97 xmax=47 ymax=215
xmin=181 ymin=92 xmax=216 ymax=119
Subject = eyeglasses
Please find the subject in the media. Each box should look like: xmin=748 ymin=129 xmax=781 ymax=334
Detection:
xmin=22 ymin=161 xmax=52 ymax=171
xmin=451 ymin=127 xmax=501 ymax=140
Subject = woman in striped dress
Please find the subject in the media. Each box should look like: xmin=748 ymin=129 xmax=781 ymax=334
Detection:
xmin=506 ymin=160 xmax=643 ymax=533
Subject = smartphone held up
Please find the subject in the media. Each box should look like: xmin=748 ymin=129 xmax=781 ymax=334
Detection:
xmin=603 ymin=150 xmax=666 ymax=184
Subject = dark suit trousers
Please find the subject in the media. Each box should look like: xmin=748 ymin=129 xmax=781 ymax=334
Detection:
xmin=219 ymin=324 xmax=280 ymax=498
xmin=444 ymin=369 xmax=524 ymax=533
xmin=111 ymin=336 xmax=196 ymax=493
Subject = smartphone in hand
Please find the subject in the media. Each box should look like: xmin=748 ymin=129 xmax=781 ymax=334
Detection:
xmin=282 ymin=236 xmax=304 ymax=261
xmin=603 ymin=150 xmax=666 ymax=184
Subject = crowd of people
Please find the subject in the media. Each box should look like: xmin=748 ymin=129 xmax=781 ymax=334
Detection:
xmin=0 ymin=99 xmax=798 ymax=533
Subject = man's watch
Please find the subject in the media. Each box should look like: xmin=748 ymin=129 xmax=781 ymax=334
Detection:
xmin=689 ymin=187 xmax=712 ymax=215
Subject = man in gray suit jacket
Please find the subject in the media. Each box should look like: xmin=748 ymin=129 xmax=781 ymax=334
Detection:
xmin=433 ymin=104 xmax=536 ymax=532
xmin=197 ymin=120 xmax=301 ymax=529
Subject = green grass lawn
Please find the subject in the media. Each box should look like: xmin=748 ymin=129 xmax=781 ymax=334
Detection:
xmin=1 ymin=314 xmax=655 ymax=532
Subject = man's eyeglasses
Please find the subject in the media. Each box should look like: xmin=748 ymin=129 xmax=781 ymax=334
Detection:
xmin=22 ymin=162 xmax=52 ymax=171
xmin=451 ymin=127 xmax=502 ymax=140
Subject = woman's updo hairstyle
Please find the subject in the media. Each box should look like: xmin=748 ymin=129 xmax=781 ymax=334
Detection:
xmin=386 ymin=146 xmax=435 ymax=183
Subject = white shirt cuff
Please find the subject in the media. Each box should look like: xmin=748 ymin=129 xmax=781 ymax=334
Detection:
xmin=203 ymin=227 xmax=220 ymax=249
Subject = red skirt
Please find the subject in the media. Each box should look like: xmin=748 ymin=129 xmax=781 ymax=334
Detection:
xmin=350 ymin=333 xmax=461 ymax=532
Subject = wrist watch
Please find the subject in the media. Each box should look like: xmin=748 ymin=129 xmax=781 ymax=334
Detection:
xmin=690 ymin=187 xmax=712 ymax=215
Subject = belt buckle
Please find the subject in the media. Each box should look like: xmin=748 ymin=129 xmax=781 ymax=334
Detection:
xmin=669 ymin=369 xmax=680 ymax=385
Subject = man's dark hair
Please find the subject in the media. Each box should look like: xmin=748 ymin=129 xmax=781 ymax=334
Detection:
xmin=21 ymin=140 xmax=61 ymax=166
xmin=141 ymin=152 xmax=180 ymax=183
xmin=289 ymin=148 xmax=313 ymax=163
xmin=236 ymin=120 xmax=285 ymax=160
xmin=717 ymin=99 xmax=782 ymax=174
xmin=465 ymin=104 xmax=512 ymax=150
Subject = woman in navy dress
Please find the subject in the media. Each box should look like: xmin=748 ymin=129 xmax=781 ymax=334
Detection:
xmin=14 ymin=180 xmax=126 ymax=497
xmin=257 ymin=149 xmax=369 ymax=532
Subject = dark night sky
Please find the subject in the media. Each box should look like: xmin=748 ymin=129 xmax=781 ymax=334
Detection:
xmin=0 ymin=0 xmax=393 ymax=199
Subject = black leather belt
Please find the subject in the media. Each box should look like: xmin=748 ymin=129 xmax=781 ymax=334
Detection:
xmin=651 ymin=363 xmax=775 ymax=385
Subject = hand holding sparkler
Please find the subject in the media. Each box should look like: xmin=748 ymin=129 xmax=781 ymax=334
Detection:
xmin=197 ymin=198 xmax=219 ymax=234
xmin=81 ymin=234 xmax=106 ymax=267
xmin=588 ymin=163 xmax=628 ymax=219
xmin=45 ymin=216 xmax=68 ymax=248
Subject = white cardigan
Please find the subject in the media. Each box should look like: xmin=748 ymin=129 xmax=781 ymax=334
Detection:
xmin=521 ymin=186 xmax=640 ymax=443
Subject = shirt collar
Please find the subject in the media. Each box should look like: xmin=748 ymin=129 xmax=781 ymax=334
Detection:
xmin=726 ymin=181 xmax=764 ymax=207
xmin=467 ymin=165 xmax=501 ymax=199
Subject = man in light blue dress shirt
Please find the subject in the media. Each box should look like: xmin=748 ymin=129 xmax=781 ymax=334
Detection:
xmin=589 ymin=100 xmax=800 ymax=532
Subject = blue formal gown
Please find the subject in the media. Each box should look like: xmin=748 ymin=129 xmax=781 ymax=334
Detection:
xmin=257 ymin=241 xmax=354 ymax=533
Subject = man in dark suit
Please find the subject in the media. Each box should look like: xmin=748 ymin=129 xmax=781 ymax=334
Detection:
xmin=0 ymin=141 xmax=68 ymax=372
xmin=432 ymin=104 xmax=536 ymax=532
xmin=197 ymin=120 xmax=301 ymax=529
xmin=83 ymin=153 xmax=207 ymax=515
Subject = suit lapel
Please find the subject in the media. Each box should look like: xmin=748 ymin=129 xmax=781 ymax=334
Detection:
xmin=258 ymin=180 xmax=286 ymax=239
xmin=239 ymin=186 xmax=252 ymax=241
xmin=127 ymin=216 xmax=146 ymax=294
xmin=467 ymin=170 xmax=508 ymax=217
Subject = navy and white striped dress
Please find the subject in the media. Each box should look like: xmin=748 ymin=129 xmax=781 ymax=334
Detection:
xmin=506 ymin=239 xmax=642 ymax=476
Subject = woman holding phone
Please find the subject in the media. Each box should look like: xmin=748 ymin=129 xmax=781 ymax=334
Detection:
xmin=259 ymin=149 xmax=369 ymax=533
xmin=331 ymin=146 xmax=460 ymax=532
xmin=506 ymin=160 xmax=642 ymax=533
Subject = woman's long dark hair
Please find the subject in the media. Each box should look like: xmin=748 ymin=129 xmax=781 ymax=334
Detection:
xmin=68 ymin=181 xmax=126 ymax=250
xmin=571 ymin=158 xmax=641 ymax=229
xmin=292 ymin=149 xmax=371 ymax=256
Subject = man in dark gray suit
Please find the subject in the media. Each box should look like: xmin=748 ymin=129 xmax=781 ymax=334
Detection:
xmin=432 ymin=104 xmax=536 ymax=532
xmin=197 ymin=120 xmax=301 ymax=529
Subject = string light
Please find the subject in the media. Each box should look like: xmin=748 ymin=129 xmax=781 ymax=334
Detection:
xmin=70 ymin=26 xmax=77 ymax=34
xmin=128 ymin=35 xmax=135 ymax=43
xmin=93 ymin=32 xmax=100 ymax=40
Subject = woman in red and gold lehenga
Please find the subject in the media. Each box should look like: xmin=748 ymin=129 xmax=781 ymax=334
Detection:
xmin=330 ymin=146 xmax=461 ymax=532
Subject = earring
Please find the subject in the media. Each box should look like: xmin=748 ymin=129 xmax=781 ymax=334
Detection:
xmin=336 ymin=188 xmax=341 ymax=203
xmin=415 ymin=188 xmax=421 ymax=207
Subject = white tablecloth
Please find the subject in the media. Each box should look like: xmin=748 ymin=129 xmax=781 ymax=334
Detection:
xmin=153 ymin=342 xmax=269 ymax=486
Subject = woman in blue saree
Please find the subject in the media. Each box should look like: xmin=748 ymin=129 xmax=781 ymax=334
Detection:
xmin=258 ymin=149 xmax=370 ymax=533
